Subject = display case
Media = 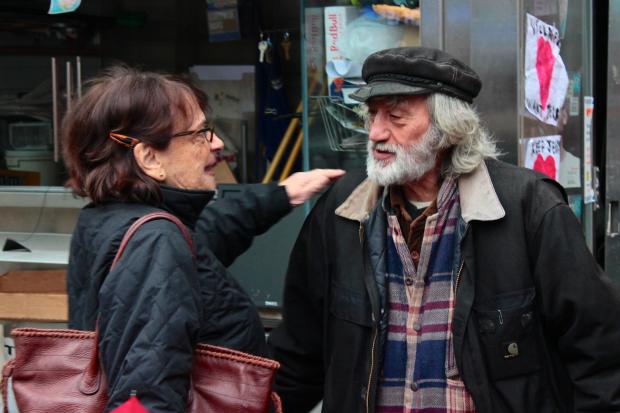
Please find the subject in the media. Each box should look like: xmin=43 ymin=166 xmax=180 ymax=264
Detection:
xmin=300 ymin=1 xmax=421 ymax=172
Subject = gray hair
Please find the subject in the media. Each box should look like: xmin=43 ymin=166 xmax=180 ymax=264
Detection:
xmin=358 ymin=93 xmax=499 ymax=176
xmin=426 ymin=93 xmax=499 ymax=176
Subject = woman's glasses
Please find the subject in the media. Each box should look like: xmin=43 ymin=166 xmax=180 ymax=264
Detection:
xmin=171 ymin=126 xmax=215 ymax=144
xmin=109 ymin=125 xmax=215 ymax=149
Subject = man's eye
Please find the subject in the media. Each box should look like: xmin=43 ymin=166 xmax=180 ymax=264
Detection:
xmin=390 ymin=113 xmax=403 ymax=120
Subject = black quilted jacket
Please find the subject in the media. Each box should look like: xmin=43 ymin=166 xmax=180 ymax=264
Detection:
xmin=68 ymin=183 xmax=291 ymax=413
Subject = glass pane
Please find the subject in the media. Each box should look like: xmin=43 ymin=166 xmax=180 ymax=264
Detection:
xmin=303 ymin=1 xmax=421 ymax=171
xmin=0 ymin=55 xmax=101 ymax=187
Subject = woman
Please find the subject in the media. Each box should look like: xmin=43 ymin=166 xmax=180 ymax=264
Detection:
xmin=62 ymin=66 xmax=343 ymax=412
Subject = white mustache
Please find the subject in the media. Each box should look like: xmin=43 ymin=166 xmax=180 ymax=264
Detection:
xmin=370 ymin=142 xmax=401 ymax=153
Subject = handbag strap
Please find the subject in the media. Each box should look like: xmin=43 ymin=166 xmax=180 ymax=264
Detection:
xmin=271 ymin=391 xmax=284 ymax=413
xmin=2 ymin=359 xmax=14 ymax=413
xmin=81 ymin=211 xmax=196 ymax=395
xmin=111 ymin=211 xmax=196 ymax=269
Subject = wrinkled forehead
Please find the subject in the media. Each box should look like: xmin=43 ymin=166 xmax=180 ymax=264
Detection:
xmin=169 ymin=86 xmax=205 ymax=130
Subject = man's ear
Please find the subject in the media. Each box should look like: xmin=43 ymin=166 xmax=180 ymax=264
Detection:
xmin=133 ymin=143 xmax=166 ymax=182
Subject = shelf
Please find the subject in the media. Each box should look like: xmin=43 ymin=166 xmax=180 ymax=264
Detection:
xmin=0 ymin=186 xmax=88 ymax=209
xmin=0 ymin=231 xmax=71 ymax=266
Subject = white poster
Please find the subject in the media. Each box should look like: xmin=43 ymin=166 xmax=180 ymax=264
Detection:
xmin=523 ymin=135 xmax=561 ymax=181
xmin=583 ymin=96 xmax=595 ymax=204
xmin=524 ymin=14 xmax=569 ymax=126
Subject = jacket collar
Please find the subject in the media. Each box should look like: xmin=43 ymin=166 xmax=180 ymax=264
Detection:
xmin=335 ymin=161 xmax=505 ymax=223
xmin=160 ymin=185 xmax=214 ymax=228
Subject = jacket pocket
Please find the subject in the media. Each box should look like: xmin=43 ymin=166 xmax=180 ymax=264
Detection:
xmin=473 ymin=287 xmax=541 ymax=381
xmin=329 ymin=281 xmax=373 ymax=327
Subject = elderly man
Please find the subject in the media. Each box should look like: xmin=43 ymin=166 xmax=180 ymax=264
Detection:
xmin=268 ymin=47 xmax=620 ymax=413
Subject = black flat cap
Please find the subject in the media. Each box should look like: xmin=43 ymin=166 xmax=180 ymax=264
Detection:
xmin=349 ymin=47 xmax=482 ymax=103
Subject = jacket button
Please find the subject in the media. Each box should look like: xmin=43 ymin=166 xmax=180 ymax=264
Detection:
xmin=412 ymin=321 xmax=421 ymax=331
xmin=405 ymin=277 xmax=414 ymax=286
xmin=411 ymin=382 xmax=419 ymax=391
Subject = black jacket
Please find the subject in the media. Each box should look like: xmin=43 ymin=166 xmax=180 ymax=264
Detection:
xmin=268 ymin=160 xmax=620 ymax=413
xmin=68 ymin=183 xmax=291 ymax=413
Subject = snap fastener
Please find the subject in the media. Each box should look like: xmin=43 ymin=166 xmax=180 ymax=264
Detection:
xmin=405 ymin=277 xmax=414 ymax=286
xmin=503 ymin=341 xmax=519 ymax=359
xmin=411 ymin=382 xmax=419 ymax=391
xmin=413 ymin=321 xmax=421 ymax=331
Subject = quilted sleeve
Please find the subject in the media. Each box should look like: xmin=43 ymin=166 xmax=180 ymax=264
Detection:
xmin=98 ymin=220 xmax=201 ymax=413
xmin=195 ymin=183 xmax=292 ymax=267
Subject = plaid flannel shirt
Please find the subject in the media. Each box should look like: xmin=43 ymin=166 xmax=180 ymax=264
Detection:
xmin=376 ymin=177 xmax=476 ymax=413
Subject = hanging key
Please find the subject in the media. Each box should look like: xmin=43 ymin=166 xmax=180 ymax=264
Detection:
xmin=281 ymin=32 xmax=291 ymax=61
xmin=265 ymin=37 xmax=273 ymax=64
xmin=258 ymin=39 xmax=269 ymax=63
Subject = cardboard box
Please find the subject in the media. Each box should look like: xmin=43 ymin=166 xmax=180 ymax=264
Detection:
xmin=0 ymin=270 xmax=67 ymax=322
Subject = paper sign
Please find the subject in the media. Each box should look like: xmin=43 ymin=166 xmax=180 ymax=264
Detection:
xmin=206 ymin=0 xmax=240 ymax=42
xmin=523 ymin=135 xmax=561 ymax=181
xmin=559 ymin=147 xmax=581 ymax=188
xmin=305 ymin=7 xmax=325 ymax=74
xmin=583 ymin=96 xmax=595 ymax=203
xmin=524 ymin=14 xmax=569 ymax=126
xmin=48 ymin=0 xmax=81 ymax=14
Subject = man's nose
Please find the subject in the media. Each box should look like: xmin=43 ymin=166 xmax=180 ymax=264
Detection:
xmin=368 ymin=113 xmax=390 ymax=143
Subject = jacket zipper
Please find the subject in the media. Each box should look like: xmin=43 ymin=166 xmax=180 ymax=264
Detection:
xmin=454 ymin=223 xmax=469 ymax=293
xmin=360 ymin=218 xmax=376 ymax=413
xmin=366 ymin=323 xmax=378 ymax=413
xmin=454 ymin=259 xmax=465 ymax=293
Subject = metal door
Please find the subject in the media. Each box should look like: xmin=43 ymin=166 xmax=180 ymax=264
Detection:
xmin=420 ymin=0 xmax=596 ymax=246
xmin=605 ymin=2 xmax=620 ymax=280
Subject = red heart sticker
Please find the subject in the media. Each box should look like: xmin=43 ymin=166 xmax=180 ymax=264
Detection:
xmin=536 ymin=37 xmax=555 ymax=110
xmin=533 ymin=153 xmax=557 ymax=180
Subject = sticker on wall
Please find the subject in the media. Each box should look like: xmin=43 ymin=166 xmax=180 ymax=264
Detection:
xmin=524 ymin=14 xmax=569 ymax=126
xmin=521 ymin=135 xmax=561 ymax=181
xmin=48 ymin=0 xmax=81 ymax=14
xmin=559 ymin=146 xmax=581 ymax=188
xmin=568 ymin=72 xmax=581 ymax=116
xmin=583 ymin=96 xmax=596 ymax=204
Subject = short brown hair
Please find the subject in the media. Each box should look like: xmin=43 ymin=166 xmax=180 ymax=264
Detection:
xmin=62 ymin=66 xmax=209 ymax=204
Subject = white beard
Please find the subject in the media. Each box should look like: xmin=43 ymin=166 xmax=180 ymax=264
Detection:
xmin=366 ymin=124 xmax=442 ymax=186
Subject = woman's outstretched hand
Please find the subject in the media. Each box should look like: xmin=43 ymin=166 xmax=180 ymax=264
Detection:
xmin=279 ymin=169 xmax=346 ymax=206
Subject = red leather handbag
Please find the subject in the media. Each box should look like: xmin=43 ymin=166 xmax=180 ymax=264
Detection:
xmin=1 ymin=212 xmax=283 ymax=413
